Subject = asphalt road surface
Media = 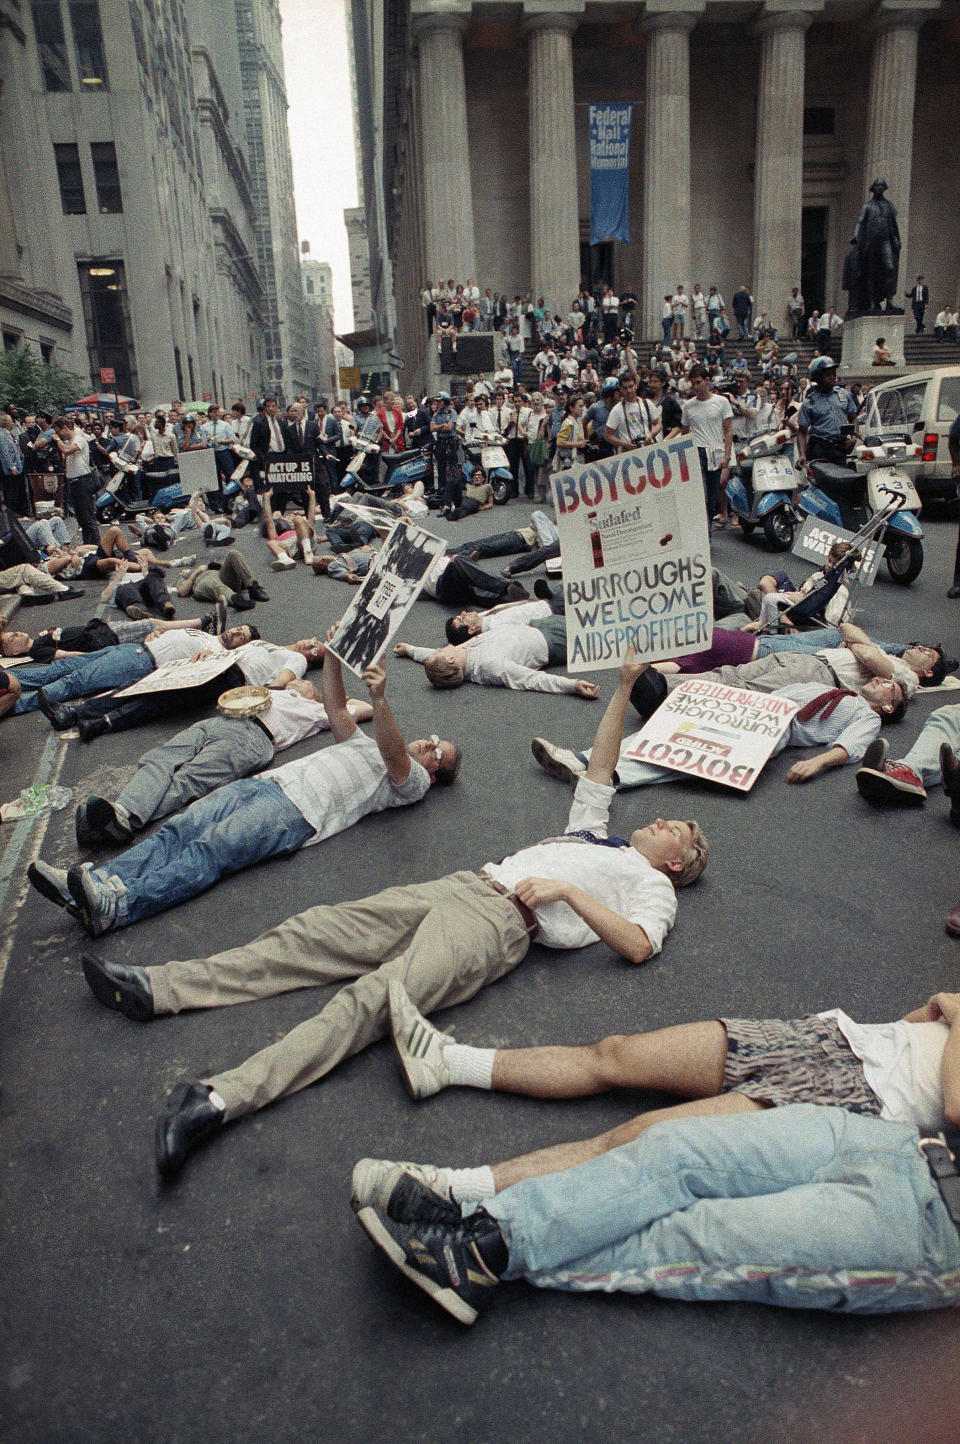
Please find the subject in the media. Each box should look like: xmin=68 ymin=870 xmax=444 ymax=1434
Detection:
xmin=2 ymin=495 xmax=960 ymax=1442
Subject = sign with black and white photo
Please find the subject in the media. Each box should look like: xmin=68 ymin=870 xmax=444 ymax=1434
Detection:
xmin=792 ymin=517 xmax=882 ymax=586
xmin=550 ymin=438 xmax=712 ymax=672
xmin=623 ymin=678 xmax=800 ymax=792
xmin=326 ymin=521 xmax=446 ymax=677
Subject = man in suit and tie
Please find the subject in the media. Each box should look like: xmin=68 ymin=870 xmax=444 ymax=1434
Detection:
xmin=315 ymin=399 xmax=341 ymax=510
xmin=248 ymin=399 xmax=287 ymax=490
xmin=907 ymin=275 xmax=929 ymax=334
xmin=282 ymin=401 xmax=329 ymax=519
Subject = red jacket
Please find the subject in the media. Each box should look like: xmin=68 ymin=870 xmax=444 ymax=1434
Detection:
xmin=376 ymin=406 xmax=405 ymax=453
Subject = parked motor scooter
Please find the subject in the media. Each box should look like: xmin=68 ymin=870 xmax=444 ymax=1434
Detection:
xmin=727 ymin=428 xmax=802 ymax=550
xmin=797 ymin=437 xmax=925 ymax=585
xmin=95 ymin=452 xmax=151 ymax=522
xmin=462 ymin=432 xmax=512 ymax=505
xmin=344 ymin=438 xmax=434 ymax=497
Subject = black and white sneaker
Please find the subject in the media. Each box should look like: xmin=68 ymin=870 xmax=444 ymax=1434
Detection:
xmin=356 ymin=1203 xmax=507 ymax=1325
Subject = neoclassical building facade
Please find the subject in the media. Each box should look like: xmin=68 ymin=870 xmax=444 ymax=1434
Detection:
xmin=362 ymin=0 xmax=959 ymax=386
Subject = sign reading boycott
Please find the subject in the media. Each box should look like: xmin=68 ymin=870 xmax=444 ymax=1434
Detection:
xmin=792 ymin=517 xmax=882 ymax=586
xmin=551 ymin=438 xmax=712 ymax=672
xmin=623 ymin=678 xmax=800 ymax=792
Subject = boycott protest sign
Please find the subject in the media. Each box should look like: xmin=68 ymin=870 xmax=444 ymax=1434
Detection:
xmin=326 ymin=521 xmax=445 ymax=677
xmin=623 ymin=678 xmax=800 ymax=792
xmin=114 ymin=651 xmax=240 ymax=699
xmin=792 ymin=516 xmax=882 ymax=585
xmin=551 ymin=438 xmax=712 ymax=672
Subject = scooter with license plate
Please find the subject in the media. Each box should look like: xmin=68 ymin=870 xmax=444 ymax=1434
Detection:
xmin=797 ymin=437 xmax=925 ymax=585
xmin=727 ymin=428 xmax=802 ymax=550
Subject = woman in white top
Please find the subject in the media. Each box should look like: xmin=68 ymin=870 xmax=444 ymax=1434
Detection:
xmin=555 ymin=396 xmax=587 ymax=470
xmin=518 ymin=393 xmax=550 ymax=500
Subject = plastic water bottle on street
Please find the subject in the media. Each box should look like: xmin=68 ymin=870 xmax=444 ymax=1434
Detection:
xmin=0 ymin=784 xmax=74 ymax=822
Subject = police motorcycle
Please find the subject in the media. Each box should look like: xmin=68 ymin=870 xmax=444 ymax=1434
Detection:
xmin=727 ymin=428 xmax=802 ymax=550
xmin=94 ymin=449 xmax=150 ymax=522
xmin=461 ymin=431 xmax=512 ymax=505
xmin=797 ymin=435 xmax=925 ymax=585
xmin=343 ymin=435 xmax=434 ymax=497
xmin=143 ymin=446 xmax=254 ymax=513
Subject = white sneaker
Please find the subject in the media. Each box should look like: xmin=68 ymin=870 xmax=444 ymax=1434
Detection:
xmin=531 ymin=737 xmax=585 ymax=786
xmin=350 ymin=1156 xmax=452 ymax=1214
xmin=271 ymin=553 xmax=296 ymax=571
xmin=388 ymin=978 xmax=451 ymax=1099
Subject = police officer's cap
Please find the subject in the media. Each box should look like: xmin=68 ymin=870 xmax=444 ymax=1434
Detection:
xmin=809 ymin=356 xmax=837 ymax=379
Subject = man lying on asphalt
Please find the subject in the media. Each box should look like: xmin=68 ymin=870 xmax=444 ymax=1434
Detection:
xmin=354 ymin=982 xmax=960 ymax=1201
xmin=395 ymin=619 xmax=596 ymax=697
xmin=74 ymin=686 xmax=374 ymax=846
xmin=34 ymin=629 xmax=324 ymax=740
xmin=77 ymin=649 xmax=706 ymax=1179
xmin=30 ymin=652 xmax=454 ymax=935
xmin=353 ymin=1096 xmax=960 ymax=1325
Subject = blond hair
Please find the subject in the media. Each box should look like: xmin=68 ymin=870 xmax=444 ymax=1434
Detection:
xmin=676 ymin=820 xmax=709 ymax=887
xmin=424 ymin=652 xmax=465 ymax=689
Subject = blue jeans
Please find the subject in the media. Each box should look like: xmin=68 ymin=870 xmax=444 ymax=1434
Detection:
xmin=485 ymin=1105 xmax=960 ymax=1313
xmin=754 ymin=630 xmax=907 ymax=658
xmin=11 ymin=643 xmax=153 ymax=713
xmin=903 ymin=704 xmax=960 ymax=786
xmin=94 ymin=776 xmax=315 ymax=926
xmin=661 ymin=317 xmax=672 ymax=343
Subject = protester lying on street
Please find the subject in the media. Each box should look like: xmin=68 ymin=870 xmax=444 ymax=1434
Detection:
xmin=33 ymin=632 xmax=324 ymax=740
xmin=0 ymin=610 xmax=207 ymax=662
xmin=75 ymin=685 xmax=374 ymax=846
xmin=420 ymin=551 xmax=530 ymax=609
xmin=312 ymin=545 xmax=377 ymax=584
xmin=533 ymin=664 xmax=906 ymax=790
xmin=352 ymin=1100 xmax=960 ymax=1325
xmin=449 ymin=510 xmax=558 ymax=563
xmin=358 ymin=982 xmax=960 ymax=1197
xmin=395 ymin=617 xmax=595 ymax=696
xmin=0 ymin=560 xmax=85 ymax=603
xmin=444 ymin=596 xmax=561 ymax=646
xmin=76 ymin=649 xmax=703 ymax=1180
xmin=260 ymin=485 xmax=316 ymax=570
xmin=177 ymin=553 xmax=270 ymax=611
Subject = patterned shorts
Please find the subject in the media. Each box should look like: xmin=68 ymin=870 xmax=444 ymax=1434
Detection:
xmin=720 ymin=1015 xmax=883 ymax=1115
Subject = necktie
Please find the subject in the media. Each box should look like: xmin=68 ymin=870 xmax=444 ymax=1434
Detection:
xmin=795 ymin=688 xmax=856 ymax=722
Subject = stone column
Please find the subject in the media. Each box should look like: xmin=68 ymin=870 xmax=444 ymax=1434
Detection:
xmin=641 ymin=7 xmax=702 ymax=339
xmin=413 ymin=8 xmax=476 ymax=284
xmin=752 ymin=9 xmax=815 ymax=326
xmin=524 ymin=5 xmax=583 ymax=315
xmin=862 ymin=1 xmax=938 ymax=279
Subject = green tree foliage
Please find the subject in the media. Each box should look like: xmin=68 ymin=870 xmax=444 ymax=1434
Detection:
xmin=0 ymin=348 xmax=85 ymax=413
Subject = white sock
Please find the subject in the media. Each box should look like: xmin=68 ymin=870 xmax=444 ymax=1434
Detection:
xmin=301 ymin=540 xmax=314 ymax=562
xmin=447 ymin=1165 xmax=496 ymax=1202
xmin=443 ymin=1043 xmax=495 ymax=1090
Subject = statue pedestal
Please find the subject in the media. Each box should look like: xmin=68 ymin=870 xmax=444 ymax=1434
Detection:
xmin=840 ymin=314 xmax=905 ymax=373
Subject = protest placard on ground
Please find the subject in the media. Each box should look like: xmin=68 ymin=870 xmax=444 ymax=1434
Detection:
xmin=326 ymin=521 xmax=445 ymax=677
xmin=114 ymin=651 xmax=240 ymax=698
xmin=623 ymin=677 xmax=800 ymax=792
xmin=550 ymin=439 xmax=712 ymax=672
xmin=792 ymin=517 xmax=882 ymax=585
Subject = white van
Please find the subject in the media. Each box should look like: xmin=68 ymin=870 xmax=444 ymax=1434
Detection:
xmin=862 ymin=366 xmax=960 ymax=501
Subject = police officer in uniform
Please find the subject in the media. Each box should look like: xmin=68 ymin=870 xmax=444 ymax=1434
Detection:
xmin=795 ymin=356 xmax=859 ymax=469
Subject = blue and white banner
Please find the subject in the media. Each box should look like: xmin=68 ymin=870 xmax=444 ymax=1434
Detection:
xmin=589 ymin=103 xmax=633 ymax=245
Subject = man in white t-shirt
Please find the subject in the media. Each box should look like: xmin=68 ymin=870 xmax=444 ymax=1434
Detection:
xmin=680 ymin=364 xmax=734 ymax=535
xmin=395 ymin=618 xmax=599 ymax=696
xmin=356 ymin=984 xmax=960 ymax=1205
xmin=605 ymin=374 xmax=657 ymax=452
xmin=41 ymin=653 xmax=457 ymax=941
xmin=78 ymin=650 xmax=706 ymax=1178
xmin=75 ymin=684 xmax=377 ymax=844
xmin=52 ymin=415 xmax=101 ymax=545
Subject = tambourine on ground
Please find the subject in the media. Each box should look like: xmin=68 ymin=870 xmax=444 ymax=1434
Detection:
xmin=217 ymin=684 xmax=272 ymax=719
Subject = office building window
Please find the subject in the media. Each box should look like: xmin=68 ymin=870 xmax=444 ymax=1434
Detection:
xmin=40 ymin=342 xmax=54 ymax=363
xmin=3 ymin=332 xmax=20 ymax=352
xmin=69 ymin=1 xmax=109 ymax=88
xmin=77 ymin=261 xmax=139 ymax=397
xmin=32 ymin=1 xmax=71 ymax=91
xmin=91 ymin=142 xmax=122 ymax=213
xmin=54 ymin=143 xmax=86 ymax=214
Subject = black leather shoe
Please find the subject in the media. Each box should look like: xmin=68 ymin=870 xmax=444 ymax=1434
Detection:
xmin=155 ymin=1082 xmax=225 ymax=1177
xmin=505 ymin=581 xmax=529 ymax=601
xmin=37 ymin=689 xmax=78 ymax=731
xmin=248 ymin=582 xmax=270 ymax=603
xmin=82 ymin=953 xmax=154 ymax=1019
xmin=78 ymin=716 xmax=110 ymax=743
xmin=83 ymin=794 xmax=133 ymax=843
xmin=948 ymin=587 xmax=960 ymax=600
xmin=229 ymin=592 xmax=256 ymax=610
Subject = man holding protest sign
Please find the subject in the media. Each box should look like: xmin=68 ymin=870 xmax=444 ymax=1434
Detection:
xmin=76 ymin=650 xmax=705 ymax=1178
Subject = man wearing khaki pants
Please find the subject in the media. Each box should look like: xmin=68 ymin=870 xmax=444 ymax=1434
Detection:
xmin=79 ymin=651 xmax=707 ymax=1181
